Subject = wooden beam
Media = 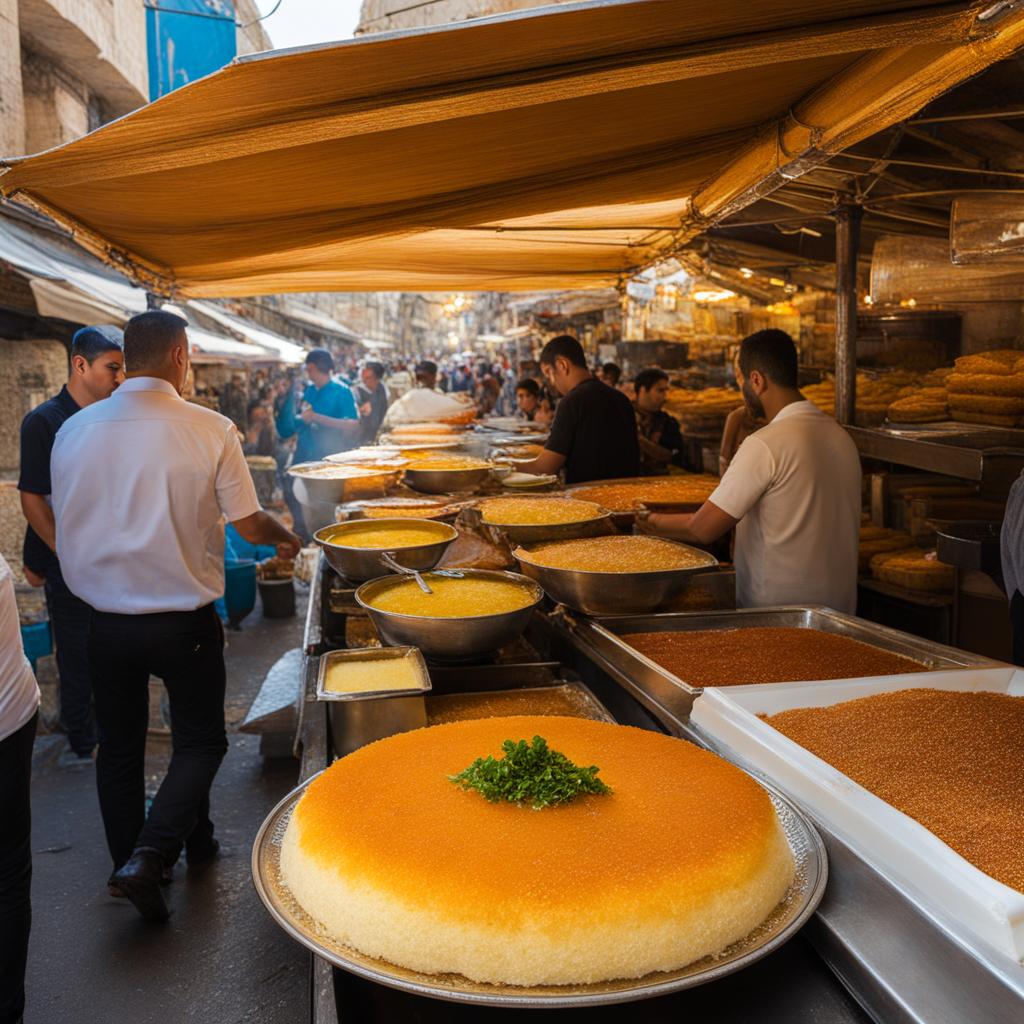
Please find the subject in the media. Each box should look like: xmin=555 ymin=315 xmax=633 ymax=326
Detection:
xmin=835 ymin=202 xmax=862 ymax=426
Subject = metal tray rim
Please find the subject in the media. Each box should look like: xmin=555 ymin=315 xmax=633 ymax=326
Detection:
xmin=251 ymin=771 xmax=827 ymax=1008
xmin=584 ymin=605 xmax=1005 ymax=671
xmin=315 ymin=646 xmax=432 ymax=703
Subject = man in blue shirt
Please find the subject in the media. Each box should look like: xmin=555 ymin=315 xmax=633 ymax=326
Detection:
xmin=276 ymin=349 xmax=360 ymax=541
xmin=276 ymin=348 xmax=360 ymax=464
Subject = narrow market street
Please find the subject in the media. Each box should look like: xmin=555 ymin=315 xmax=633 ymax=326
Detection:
xmin=23 ymin=600 xmax=308 ymax=1024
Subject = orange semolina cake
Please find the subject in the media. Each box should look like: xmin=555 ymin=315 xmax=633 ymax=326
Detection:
xmin=280 ymin=715 xmax=794 ymax=986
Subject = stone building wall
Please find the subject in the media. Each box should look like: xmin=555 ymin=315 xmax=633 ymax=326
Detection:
xmin=0 ymin=337 xmax=68 ymax=474
xmin=357 ymin=0 xmax=576 ymax=34
xmin=235 ymin=0 xmax=272 ymax=56
xmin=1 ymin=0 xmax=148 ymax=158
xmin=0 ymin=0 xmax=25 ymax=154
xmin=0 ymin=337 xmax=67 ymax=581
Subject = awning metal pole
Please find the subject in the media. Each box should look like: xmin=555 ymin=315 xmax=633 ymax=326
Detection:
xmin=834 ymin=201 xmax=862 ymax=426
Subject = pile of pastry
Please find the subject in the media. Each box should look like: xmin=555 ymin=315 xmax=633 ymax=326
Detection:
xmin=944 ymin=350 xmax=1024 ymax=428
xmin=665 ymin=387 xmax=742 ymax=430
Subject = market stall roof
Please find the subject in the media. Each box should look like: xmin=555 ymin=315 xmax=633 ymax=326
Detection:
xmin=185 ymin=324 xmax=273 ymax=362
xmin=189 ymin=300 xmax=309 ymax=363
xmin=2 ymin=0 xmax=1023 ymax=297
xmin=0 ymin=210 xmax=147 ymax=323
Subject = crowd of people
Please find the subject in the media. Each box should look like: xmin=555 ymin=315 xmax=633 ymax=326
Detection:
xmin=0 ymin=321 xmax=889 ymax=1022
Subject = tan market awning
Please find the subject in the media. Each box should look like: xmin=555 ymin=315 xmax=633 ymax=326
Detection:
xmin=2 ymin=0 xmax=1023 ymax=297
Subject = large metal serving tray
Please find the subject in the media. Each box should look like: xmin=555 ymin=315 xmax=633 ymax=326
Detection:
xmin=567 ymin=606 xmax=1001 ymax=720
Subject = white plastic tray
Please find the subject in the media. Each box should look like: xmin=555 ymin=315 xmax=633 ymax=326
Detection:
xmin=690 ymin=666 xmax=1024 ymax=965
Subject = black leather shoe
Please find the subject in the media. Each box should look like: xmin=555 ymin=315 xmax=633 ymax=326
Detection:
xmin=110 ymin=848 xmax=170 ymax=921
xmin=186 ymin=838 xmax=220 ymax=878
xmin=108 ymin=863 xmax=173 ymax=897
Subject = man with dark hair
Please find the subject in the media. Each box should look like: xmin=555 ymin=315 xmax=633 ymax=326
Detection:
xmin=514 ymin=377 xmax=551 ymax=425
xmin=518 ymin=335 xmax=639 ymax=484
xmin=599 ymin=362 xmax=622 ymax=387
xmin=640 ymin=329 xmax=861 ymax=611
xmin=18 ymin=324 xmax=124 ymax=767
xmin=243 ymin=398 xmax=275 ymax=456
xmin=633 ymin=367 xmax=684 ymax=474
xmin=276 ymin=347 xmax=360 ymax=465
xmin=354 ymin=360 xmax=389 ymax=443
xmin=51 ymin=309 xmax=301 ymax=921
xmin=415 ymin=359 xmax=438 ymax=389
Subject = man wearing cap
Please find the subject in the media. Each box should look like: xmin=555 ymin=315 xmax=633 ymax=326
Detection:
xmin=276 ymin=348 xmax=360 ymax=465
xmin=18 ymin=325 xmax=125 ymax=767
xmin=51 ymin=311 xmax=302 ymax=921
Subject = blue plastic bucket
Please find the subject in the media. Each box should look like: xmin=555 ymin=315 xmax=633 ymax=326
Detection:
xmin=219 ymin=559 xmax=256 ymax=628
xmin=21 ymin=620 xmax=52 ymax=671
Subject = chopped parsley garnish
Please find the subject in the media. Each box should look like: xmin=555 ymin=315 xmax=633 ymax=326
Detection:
xmin=450 ymin=735 xmax=611 ymax=810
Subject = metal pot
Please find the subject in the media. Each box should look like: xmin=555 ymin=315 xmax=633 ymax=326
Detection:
xmin=475 ymin=504 xmax=615 ymax=546
xmin=287 ymin=462 xmax=397 ymax=504
xmin=354 ymin=569 xmax=544 ymax=661
xmin=403 ymin=466 xmax=492 ymax=494
xmin=513 ymin=544 xmax=718 ymax=615
xmin=314 ymin=519 xmax=458 ymax=583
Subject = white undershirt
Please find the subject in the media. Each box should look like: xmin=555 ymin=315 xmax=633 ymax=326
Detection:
xmin=52 ymin=377 xmax=261 ymax=614
xmin=709 ymin=400 xmax=862 ymax=613
xmin=0 ymin=555 xmax=40 ymax=742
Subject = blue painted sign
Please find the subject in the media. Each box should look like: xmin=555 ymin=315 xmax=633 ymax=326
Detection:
xmin=146 ymin=1 xmax=237 ymax=101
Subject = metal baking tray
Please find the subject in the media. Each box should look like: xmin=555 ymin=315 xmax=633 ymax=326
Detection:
xmin=565 ymin=606 xmax=1001 ymax=720
xmin=253 ymin=774 xmax=825 ymax=1008
xmin=426 ymin=681 xmax=615 ymax=726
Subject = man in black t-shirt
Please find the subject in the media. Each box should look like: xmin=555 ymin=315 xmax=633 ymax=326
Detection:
xmin=18 ymin=325 xmax=124 ymax=764
xmin=517 ymin=335 xmax=639 ymax=485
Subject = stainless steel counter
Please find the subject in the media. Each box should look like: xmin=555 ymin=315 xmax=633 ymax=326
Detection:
xmin=846 ymin=424 xmax=1024 ymax=487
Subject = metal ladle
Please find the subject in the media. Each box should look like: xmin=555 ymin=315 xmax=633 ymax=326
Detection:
xmin=379 ymin=551 xmax=464 ymax=595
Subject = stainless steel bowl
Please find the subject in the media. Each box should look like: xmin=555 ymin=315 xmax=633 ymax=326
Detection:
xmin=314 ymin=519 xmax=458 ymax=583
xmin=403 ymin=466 xmax=492 ymax=494
xmin=354 ymin=569 xmax=544 ymax=660
xmin=288 ymin=462 xmax=397 ymax=504
xmin=476 ymin=510 xmax=616 ymax=547
xmin=514 ymin=542 xmax=718 ymax=615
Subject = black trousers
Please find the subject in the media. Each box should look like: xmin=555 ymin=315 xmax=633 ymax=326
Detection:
xmin=1011 ymin=590 xmax=1024 ymax=667
xmin=44 ymin=564 xmax=96 ymax=755
xmin=0 ymin=712 xmax=36 ymax=1024
xmin=88 ymin=604 xmax=228 ymax=871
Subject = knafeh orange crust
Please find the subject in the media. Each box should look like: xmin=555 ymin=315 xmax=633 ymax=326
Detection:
xmin=280 ymin=716 xmax=794 ymax=986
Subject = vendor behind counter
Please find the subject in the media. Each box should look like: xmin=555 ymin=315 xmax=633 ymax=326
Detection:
xmin=517 ymin=335 xmax=640 ymax=485
xmin=640 ymin=329 xmax=861 ymax=612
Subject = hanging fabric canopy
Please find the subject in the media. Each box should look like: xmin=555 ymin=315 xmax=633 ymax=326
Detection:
xmin=2 ymin=0 xmax=1022 ymax=297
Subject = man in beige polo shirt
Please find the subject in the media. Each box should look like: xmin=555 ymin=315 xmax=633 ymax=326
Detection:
xmin=641 ymin=329 xmax=861 ymax=612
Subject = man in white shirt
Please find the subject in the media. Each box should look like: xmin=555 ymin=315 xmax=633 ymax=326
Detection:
xmin=0 ymin=553 xmax=40 ymax=1024
xmin=52 ymin=311 xmax=301 ymax=922
xmin=641 ymin=329 xmax=861 ymax=612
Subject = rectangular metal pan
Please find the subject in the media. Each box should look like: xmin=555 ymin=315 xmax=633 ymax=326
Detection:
xmin=565 ymin=606 xmax=1002 ymax=719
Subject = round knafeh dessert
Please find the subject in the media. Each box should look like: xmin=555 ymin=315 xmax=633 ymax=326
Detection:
xmin=280 ymin=716 xmax=794 ymax=986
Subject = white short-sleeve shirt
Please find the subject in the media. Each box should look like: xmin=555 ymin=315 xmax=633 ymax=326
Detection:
xmin=0 ymin=555 xmax=40 ymax=741
xmin=52 ymin=377 xmax=261 ymax=614
xmin=709 ymin=400 xmax=862 ymax=612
